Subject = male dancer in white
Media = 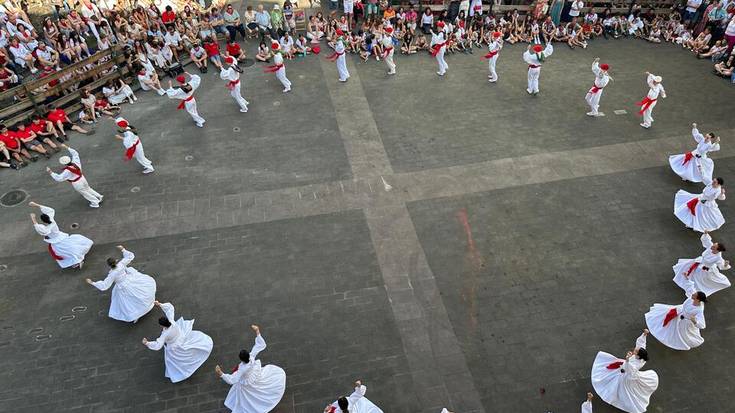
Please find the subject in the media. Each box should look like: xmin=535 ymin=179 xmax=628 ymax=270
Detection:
xmin=114 ymin=118 xmax=154 ymax=174
xmin=382 ymin=27 xmax=396 ymax=75
xmin=585 ymin=58 xmax=610 ymax=116
xmin=591 ymin=329 xmax=659 ymax=413
xmin=673 ymin=231 xmax=731 ymax=296
xmin=214 ymin=324 xmax=287 ymax=413
xmin=430 ymin=22 xmax=449 ymax=76
xmin=523 ymin=43 xmax=554 ymax=95
xmin=265 ymin=42 xmax=291 ymax=93
xmin=484 ymin=31 xmax=503 ymax=82
xmin=46 ymin=144 xmax=104 ymax=208
xmin=29 ymin=201 xmax=93 ymax=269
xmin=166 ymin=73 xmax=206 ymax=128
xmin=220 ymin=56 xmax=249 ymax=113
xmin=637 ymin=72 xmax=666 ymax=128
xmin=327 ymin=29 xmax=350 ymax=82
xmin=86 ymin=245 xmax=156 ymax=323
xmin=669 ymin=123 xmax=721 ymax=183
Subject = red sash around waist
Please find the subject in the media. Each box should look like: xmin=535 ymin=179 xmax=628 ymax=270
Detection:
xmin=48 ymin=244 xmax=63 ymax=260
xmin=226 ymin=79 xmax=240 ymax=90
xmin=483 ymin=50 xmax=499 ymax=59
xmin=176 ymin=94 xmax=195 ymax=110
xmin=125 ymin=139 xmax=140 ymax=160
xmin=682 ymin=151 xmax=694 ymax=165
xmin=686 ymin=197 xmax=699 ymax=216
xmin=606 ymin=361 xmax=624 ymax=370
xmin=263 ymin=64 xmax=284 ymax=73
xmin=663 ymin=307 xmax=678 ymax=327
xmin=636 ymin=96 xmax=657 ymax=114
xmin=685 ymin=261 xmax=699 ymax=277
xmin=64 ymin=164 xmax=83 ymax=183
xmin=431 ymin=42 xmax=446 ymax=57
xmin=528 ymin=64 xmax=540 ymax=69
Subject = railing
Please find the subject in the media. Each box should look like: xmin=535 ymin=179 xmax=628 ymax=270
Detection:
xmin=0 ymin=47 xmax=130 ymax=127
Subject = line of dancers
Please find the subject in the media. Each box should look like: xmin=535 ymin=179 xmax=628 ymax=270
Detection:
xmin=589 ymin=122 xmax=728 ymax=413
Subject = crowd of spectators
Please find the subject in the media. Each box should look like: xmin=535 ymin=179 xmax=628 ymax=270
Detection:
xmin=1 ymin=0 xmax=733 ymax=172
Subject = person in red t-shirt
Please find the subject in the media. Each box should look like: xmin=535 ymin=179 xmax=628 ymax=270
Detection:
xmin=14 ymin=123 xmax=54 ymax=159
xmin=203 ymin=37 xmax=224 ymax=69
xmin=29 ymin=115 xmax=63 ymax=147
xmin=0 ymin=123 xmax=34 ymax=165
xmin=46 ymin=105 xmax=89 ymax=139
xmin=225 ymin=39 xmax=247 ymax=61
xmin=161 ymin=6 xmax=177 ymax=28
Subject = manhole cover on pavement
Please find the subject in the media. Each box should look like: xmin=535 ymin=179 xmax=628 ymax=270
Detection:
xmin=0 ymin=189 xmax=28 ymax=207
xmin=241 ymin=58 xmax=255 ymax=68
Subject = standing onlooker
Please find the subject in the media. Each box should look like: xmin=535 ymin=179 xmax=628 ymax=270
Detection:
xmin=684 ymin=0 xmax=703 ymax=26
xmin=724 ymin=15 xmax=735 ymax=52
xmin=255 ymin=4 xmax=275 ymax=40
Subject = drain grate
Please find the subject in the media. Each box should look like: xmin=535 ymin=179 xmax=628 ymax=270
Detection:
xmin=0 ymin=189 xmax=28 ymax=207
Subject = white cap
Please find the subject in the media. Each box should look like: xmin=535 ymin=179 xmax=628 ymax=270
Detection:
xmin=653 ymin=75 xmax=662 ymax=83
xmin=273 ymin=3 xmax=279 ymax=9
xmin=59 ymin=156 xmax=71 ymax=164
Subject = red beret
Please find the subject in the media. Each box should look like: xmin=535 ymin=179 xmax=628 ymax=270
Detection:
xmin=437 ymin=21 xmax=445 ymax=28
xmin=385 ymin=27 xmax=394 ymax=33
xmin=600 ymin=63 xmax=609 ymax=71
xmin=492 ymin=31 xmax=502 ymax=38
xmin=336 ymin=28 xmax=344 ymax=36
xmin=271 ymin=42 xmax=280 ymax=50
xmin=115 ymin=117 xmax=128 ymax=128
xmin=176 ymin=75 xmax=186 ymax=83
xmin=224 ymin=56 xmax=235 ymax=64
xmin=532 ymin=44 xmax=543 ymax=53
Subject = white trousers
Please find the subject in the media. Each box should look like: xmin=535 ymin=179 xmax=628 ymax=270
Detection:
xmin=72 ymin=177 xmax=103 ymax=206
xmin=132 ymin=144 xmax=154 ymax=171
xmin=488 ymin=55 xmax=498 ymax=80
xmin=385 ymin=50 xmax=395 ymax=74
xmin=527 ymin=67 xmax=540 ymax=93
xmin=336 ymin=55 xmax=350 ymax=81
xmin=585 ymin=89 xmax=603 ymax=114
xmin=276 ymin=67 xmax=291 ymax=90
xmin=641 ymin=100 xmax=657 ymax=126
xmin=184 ymin=100 xmax=206 ymax=126
xmin=436 ymin=47 xmax=448 ymax=74
xmin=229 ymin=83 xmax=249 ymax=111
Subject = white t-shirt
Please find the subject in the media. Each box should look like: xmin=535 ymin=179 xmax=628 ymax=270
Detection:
xmin=686 ymin=0 xmax=702 ymax=13
xmin=726 ymin=18 xmax=735 ymax=36
xmin=569 ymin=0 xmax=583 ymax=17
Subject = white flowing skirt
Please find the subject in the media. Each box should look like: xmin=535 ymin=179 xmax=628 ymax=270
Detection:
xmin=673 ymin=259 xmax=731 ymax=296
xmin=225 ymin=363 xmax=286 ymax=413
xmin=644 ymin=304 xmax=703 ymax=350
xmin=48 ymin=234 xmax=93 ymax=268
xmin=591 ymin=352 xmax=658 ymax=413
xmin=673 ymin=190 xmax=724 ymax=232
xmin=108 ymin=268 xmax=156 ymax=322
xmin=164 ymin=318 xmax=213 ymax=383
xmin=668 ymin=154 xmax=713 ymax=183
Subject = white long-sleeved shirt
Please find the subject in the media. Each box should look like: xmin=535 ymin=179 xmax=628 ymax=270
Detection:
xmin=146 ymin=303 xmax=183 ymax=350
xmin=220 ymin=334 xmax=268 ymax=386
xmin=523 ymin=43 xmax=553 ymax=67
xmin=50 ymin=148 xmax=84 ymax=182
xmin=166 ymin=74 xmax=201 ymax=100
xmin=645 ymin=74 xmax=666 ymax=99
xmin=691 ymin=127 xmax=720 ymax=158
xmin=92 ymin=249 xmax=136 ymax=291
xmin=591 ymin=62 xmax=609 ymax=88
xmin=33 ymin=205 xmax=69 ymax=243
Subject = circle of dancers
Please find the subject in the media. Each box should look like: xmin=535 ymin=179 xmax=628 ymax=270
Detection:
xmin=22 ymin=18 xmax=728 ymax=412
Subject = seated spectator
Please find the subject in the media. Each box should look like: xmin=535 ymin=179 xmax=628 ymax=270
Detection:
xmin=255 ymin=4 xmax=276 ymax=40
xmin=28 ymin=116 xmax=62 ymax=144
xmin=687 ymin=27 xmax=712 ymax=52
xmin=14 ymin=122 xmax=55 ymax=159
xmin=698 ymin=39 xmax=727 ymax=60
xmin=283 ymin=0 xmax=297 ymax=33
xmin=280 ymin=32 xmax=295 ymax=58
xmin=164 ymin=25 xmax=185 ymax=62
xmin=294 ymin=34 xmax=312 ymax=56
xmin=80 ymin=88 xmax=100 ymax=123
xmin=162 ymin=5 xmax=177 ymax=28
xmin=255 ymin=40 xmax=272 ymax=61
xmin=102 ymin=78 xmax=137 ymax=106
xmin=97 ymin=33 xmax=113 ymax=51
xmin=244 ymin=5 xmax=259 ymax=38
xmin=0 ymin=123 xmax=36 ymax=165
xmin=8 ymin=36 xmax=36 ymax=73
xmin=203 ymin=36 xmax=223 ymax=69
xmin=0 ymin=141 xmax=19 ymax=169
xmin=46 ymin=105 xmax=89 ymax=139
xmin=307 ymin=16 xmax=325 ymax=42
xmin=226 ymin=39 xmax=247 ymax=61
xmin=714 ymin=54 xmax=734 ymax=79
xmin=210 ymin=7 xmax=230 ymax=39
xmin=136 ymin=65 xmax=166 ymax=95
xmin=224 ymin=3 xmax=248 ymax=41
xmin=190 ymin=40 xmax=209 ymax=71
xmin=0 ymin=63 xmax=20 ymax=91
xmin=34 ymin=42 xmax=60 ymax=70
xmin=421 ymin=8 xmax=433 ymax=34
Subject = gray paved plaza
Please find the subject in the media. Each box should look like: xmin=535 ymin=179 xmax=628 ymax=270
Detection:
xmin=1 ymin=17 xmax=735 ymax=413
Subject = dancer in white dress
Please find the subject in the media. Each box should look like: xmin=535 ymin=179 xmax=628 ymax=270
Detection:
xmin=591 ymin=329 xmax=659 ymax=413
xmin=581 ymin=392 xmax=594 ymax=413
xmin=673 ymin=176 xmax=726 ymax=232
xmin=143 ymin=301 xmax=213 ymax=382
xmin=29 ymin=202 xmax=93 ymax=269
xmin=215 ymin=324 xmax=286 ymax=413
xmin=669 ymin=123 xmax=721 ymax=183
xmin=644 ymin=287 xmax=706 ymax=350
xmin=86 ymin=246 xmax=156 ymax=323
xmin=585 ymin=58 xmax=610 ymax=117
xmin=324 ymin=381 xmax=384 ymax=413
xmin=673 ymin=232 xmax=730 ymax=296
